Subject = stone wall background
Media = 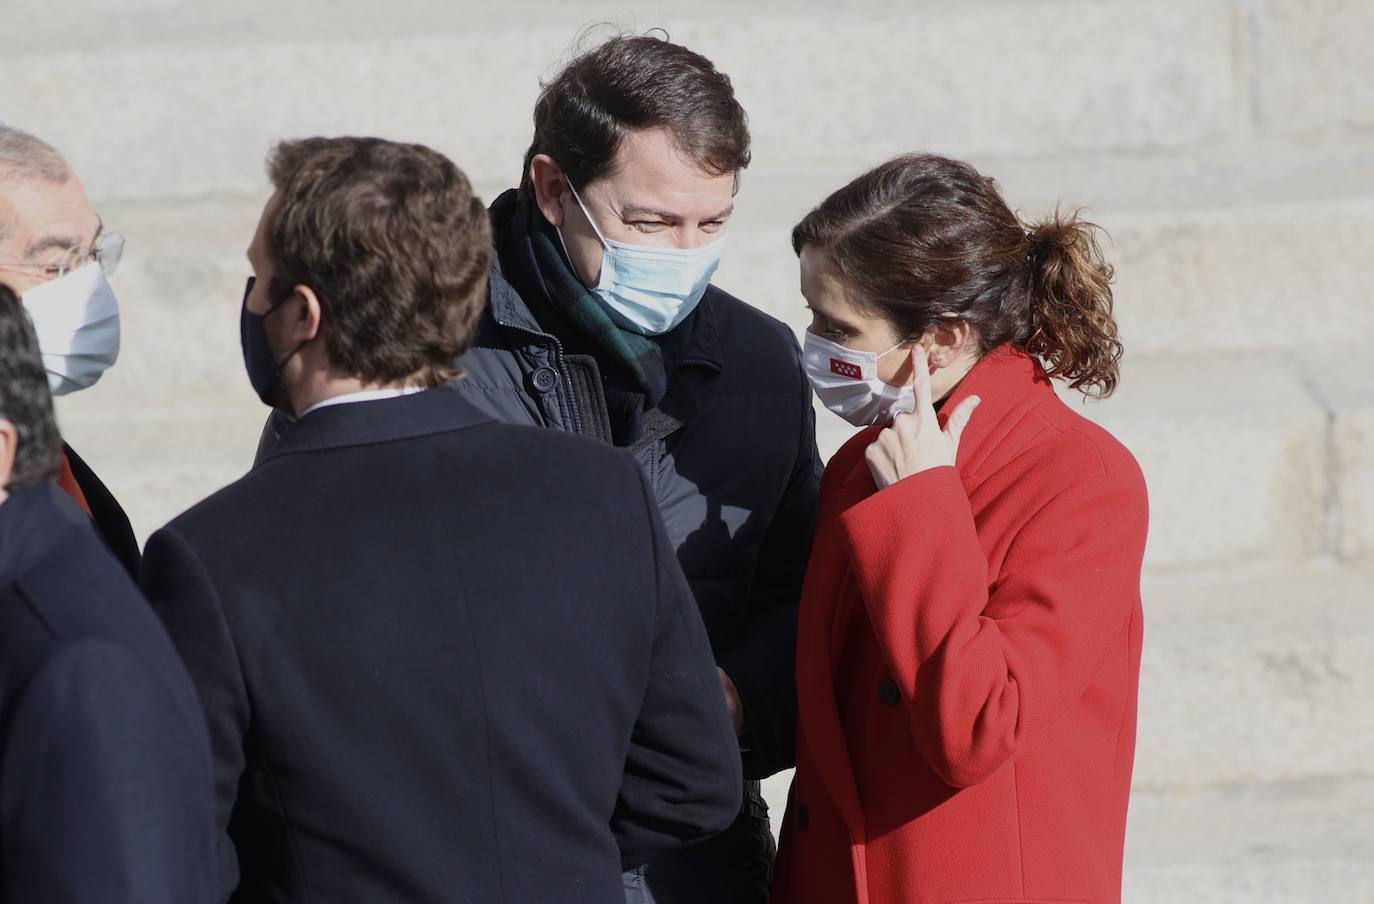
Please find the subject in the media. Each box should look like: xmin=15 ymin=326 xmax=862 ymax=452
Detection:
xmin=3 ymin=1 xmax=1371 ymax=899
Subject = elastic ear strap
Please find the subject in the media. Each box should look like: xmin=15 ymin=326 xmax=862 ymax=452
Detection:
xmin=877 ymin=339 xmax=912 ymax=359
xmin=564 ymin=180 xmax=609 ymax=246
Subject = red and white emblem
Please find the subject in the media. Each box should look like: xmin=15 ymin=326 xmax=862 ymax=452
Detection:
xmin=830 ymin=358 xmax=863 ymax=379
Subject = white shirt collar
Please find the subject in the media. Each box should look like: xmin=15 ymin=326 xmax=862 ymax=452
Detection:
xmin=300 ymin=386 xmax=426 ymax=418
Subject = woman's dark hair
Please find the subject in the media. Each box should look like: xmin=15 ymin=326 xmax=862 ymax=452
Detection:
xmin=0 ymin=283 xmax=62 ymax=490
xmin=265 ymin=136 xmax=491 ymax=387
xmin=793 ymin=153 xmax=1122 ymax=398
xmin=518 ymin=30 xmax=751 ymax=198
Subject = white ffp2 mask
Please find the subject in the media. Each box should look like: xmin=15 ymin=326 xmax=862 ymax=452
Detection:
xmin=20 ymin=261 xmax=121 ymax=396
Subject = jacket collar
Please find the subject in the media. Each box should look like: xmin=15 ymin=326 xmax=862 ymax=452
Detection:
xmin=260 ymin=384 xmax=493 ymax=464
xmin=940 ymin=343 xmax=1056 ymax=479
xmin=486 ymin=188 xmax=727 ymax=375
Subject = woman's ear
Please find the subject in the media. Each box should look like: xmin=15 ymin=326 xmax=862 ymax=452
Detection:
xmin=529 ymin=155 xmax=568 ymax=229
xmin=922 ymin=318 xmax=974 ymax=369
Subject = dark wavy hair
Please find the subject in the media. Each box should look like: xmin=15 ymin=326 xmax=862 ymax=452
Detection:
xmin=265 ymin=136 xmax=492 ymax=386
xmin=793 ymin=153 xmax=1123 ymax=397
xmin=518 ymin=30 xmax=751 ymax=198
xmin=0 ymin=283 xmax=62 ymax=490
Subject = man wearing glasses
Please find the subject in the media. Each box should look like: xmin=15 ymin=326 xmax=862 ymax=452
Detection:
xmin=0 ymin=123 xmax=137 ymax=576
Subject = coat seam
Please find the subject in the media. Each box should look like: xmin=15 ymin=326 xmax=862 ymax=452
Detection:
xmin=447 ymin=555 xmax=509 ymax=903
xmin=1014 ymin=760 xmax=1026 ymax=897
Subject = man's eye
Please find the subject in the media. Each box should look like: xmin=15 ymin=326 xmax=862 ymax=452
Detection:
xmin=701 ymin=220 xmax=724 ymax=232
xmin=629 ymin=221 xmax=667 ymax=233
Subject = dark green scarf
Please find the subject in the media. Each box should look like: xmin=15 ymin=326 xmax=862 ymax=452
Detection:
xmin=525 ymin=209 xmax=689 ymax=409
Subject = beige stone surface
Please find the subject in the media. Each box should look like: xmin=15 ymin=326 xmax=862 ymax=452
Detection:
xmin=1132 ymin=561 xmax=1374 ymax=789
xmin=0 ymin=0 xmax=1242 ymax=203
xmin=1259 ymin=0 xmax=1374 ymax=141
xmin=1122 ymin=778 xmax=1374 ymax=903
xmin=1303 ymin=346 xmax=1374 ymax=560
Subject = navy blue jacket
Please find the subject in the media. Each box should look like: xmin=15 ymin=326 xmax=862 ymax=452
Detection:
xmin=143 ymin=388 xmax=743 ymax=903
xmin=466 ymin=191 xmax=819 ymax=780
xmin=0 ymin=483 xmax=214 ymax=903
xmin=260 ymin=193 xmax=821 ymax=781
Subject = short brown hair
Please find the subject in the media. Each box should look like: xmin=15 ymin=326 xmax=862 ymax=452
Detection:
xmin=519 ymin=31 xmax=750 ymax=199
xmin=793 ymin=154 xmax=1122 ymax=398
xmin=265 ymin=136 xmax=491 ymax=386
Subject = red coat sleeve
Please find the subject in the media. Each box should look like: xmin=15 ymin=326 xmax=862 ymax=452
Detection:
xmin=837 ymin=464 xmax=1148 ymax=788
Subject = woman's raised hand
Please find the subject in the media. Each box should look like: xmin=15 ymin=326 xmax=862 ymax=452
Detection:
xmin=864 ymin=344 xmax=981 ymax=490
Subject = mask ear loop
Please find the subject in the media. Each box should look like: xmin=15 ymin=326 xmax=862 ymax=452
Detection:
xmin=564 ymin=179 xmax=611 ymax=248
xmin=250 ymin=277 xmax=311 ymax=374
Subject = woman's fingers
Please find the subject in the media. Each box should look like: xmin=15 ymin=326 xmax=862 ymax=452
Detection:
xmin=911 ymin=343 xmax=934 ymax=412
xmin=865 ymin=439 xmax=898 ymax=488
xmin=891 ymin=410 xmax=919 ymax=443
xmin=944 ymin=395 xmax=982 ymax=456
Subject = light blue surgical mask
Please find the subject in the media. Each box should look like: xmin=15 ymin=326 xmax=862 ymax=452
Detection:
xmin=558 ymin=181 xmax=727 ymax=336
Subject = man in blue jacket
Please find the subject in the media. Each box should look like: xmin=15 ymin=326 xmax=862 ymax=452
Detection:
xmin=0 ymin=282 xmax=214 ymax=903
xmin=463 ymin=34 xmax=821 ymax=902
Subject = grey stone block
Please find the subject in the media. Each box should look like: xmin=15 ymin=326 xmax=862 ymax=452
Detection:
xmin=1064 ymin=354 xmax=1327 ymax=568
xmin=1258 ymin=0 xmax=1374 ymax=141
xmin=1133 ymin=562 xmax=1374 ymax=789
xmin=1124 ymin=778 xmax=1374 ymax=904
xmin=1302 ymin=345 xmax=1374 ymax=561
xmin=0 ymin=0 xmax=1242 ymax=203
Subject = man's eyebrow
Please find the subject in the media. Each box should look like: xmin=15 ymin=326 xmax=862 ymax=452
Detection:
xmin=619 ymin=205 xmax=681 ymax=222
xmin=619 ymin=204 xmax=735 ymax=222
xmin=25 ymin=214 xmax=101 ymax=259
xmin=26 ymin=231 xmax=84 ymax=258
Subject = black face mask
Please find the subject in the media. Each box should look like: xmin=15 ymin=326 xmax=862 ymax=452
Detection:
xmin=239 ymin=276 xmax=304 ymax=408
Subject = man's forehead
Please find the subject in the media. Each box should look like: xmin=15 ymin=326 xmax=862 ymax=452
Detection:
xmin=598 ymin=128 xmax=736 ymax=210
xmin=0 ymin=176 xmax=95 ymax=249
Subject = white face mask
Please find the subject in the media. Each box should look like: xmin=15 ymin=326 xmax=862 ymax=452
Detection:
xmin=20 ymin=261 xmax=121 ymax=396
xmin=803 ymin=331 xmax=915 ymax=426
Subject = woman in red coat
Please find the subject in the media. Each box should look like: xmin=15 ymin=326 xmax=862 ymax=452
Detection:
xmin=771 ymin=154 xmax=1148 ymax=904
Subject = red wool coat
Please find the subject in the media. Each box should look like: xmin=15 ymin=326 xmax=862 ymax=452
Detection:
xmin=771 ymin=345 xmax=1148 ymax=904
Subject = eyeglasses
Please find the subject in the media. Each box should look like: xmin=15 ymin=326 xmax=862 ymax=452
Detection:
xmin=0 ymin=222 xmax=125 ymax=282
